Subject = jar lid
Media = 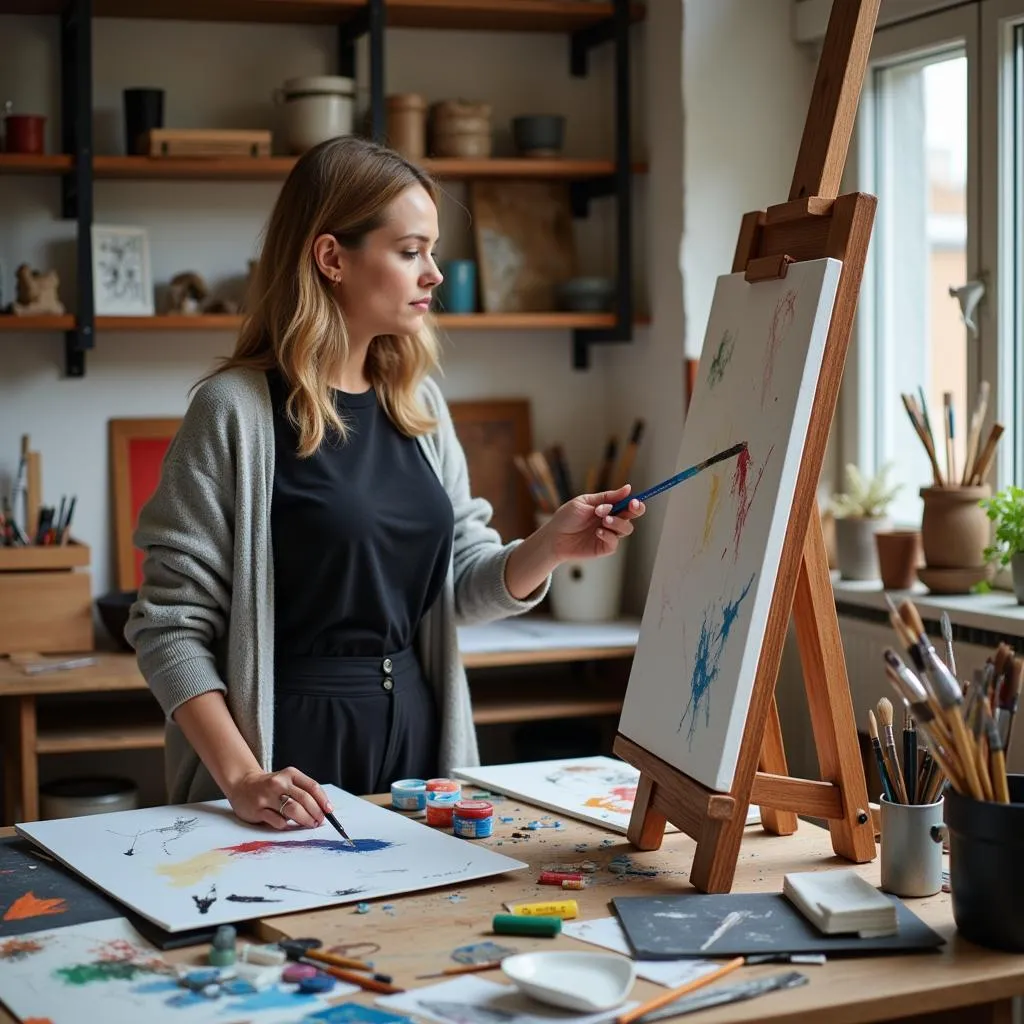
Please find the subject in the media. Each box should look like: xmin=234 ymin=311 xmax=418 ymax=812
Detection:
xmin=454 ymin=799 xmax=493 ymax=819
xmin=281 ymin=75 xmax=355 ymax=97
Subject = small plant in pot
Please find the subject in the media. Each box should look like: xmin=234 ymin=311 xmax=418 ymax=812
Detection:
xmin=980 ymin=485 xmax=1024 ymax=603
xmin=831 ymin=462 xmax=902 ymax=581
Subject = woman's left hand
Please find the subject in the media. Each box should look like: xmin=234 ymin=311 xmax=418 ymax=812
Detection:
xmin=545 ymin=485 xmax=646 ymax=562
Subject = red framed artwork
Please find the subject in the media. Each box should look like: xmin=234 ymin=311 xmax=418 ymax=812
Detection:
xmin=109 ymin=418 xmax=182 ymax=591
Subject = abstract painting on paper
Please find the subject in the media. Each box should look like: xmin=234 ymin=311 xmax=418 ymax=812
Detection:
xmin=617 ymin=258 xmax=842 ymax=793
xmin=16 ymin=784 xmax=526 ymax=933
xmin=0 ymin=916 xmax=352 ymax=1024
xmin=454 ymin=757 xmax=757 ymax=834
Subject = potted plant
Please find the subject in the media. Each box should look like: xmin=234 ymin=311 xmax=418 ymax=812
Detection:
xmin=980 ymin=485 xmax=1024 ymax=603
xmin=831 ymin=462 xmax=902 ymax=581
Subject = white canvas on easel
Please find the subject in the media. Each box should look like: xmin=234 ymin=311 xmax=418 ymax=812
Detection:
xmin=618 ymin=258 xmax=843 ymax=794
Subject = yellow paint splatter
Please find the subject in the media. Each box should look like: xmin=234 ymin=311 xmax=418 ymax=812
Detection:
xmin=701 ymin=473 xmax=721 ymax=548
xmin=154 ymin=849 xmax=232 ymax=888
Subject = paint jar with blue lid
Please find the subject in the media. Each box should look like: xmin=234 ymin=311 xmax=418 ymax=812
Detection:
xmin=453 ymin=799 xmax=494 ymax=839
xmin=391 ymin=778 xmax=427 ymax=811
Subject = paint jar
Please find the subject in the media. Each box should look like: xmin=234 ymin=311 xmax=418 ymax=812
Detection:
xmin=426 ymin=777 xmax=461 ymax=795
xmin=453 ymin=799 xmax=494 ymax=839
xmin=391 ymin=778 xmax=427 ymax=811
xmin=426 ymin=790 xmax=460 ymax=828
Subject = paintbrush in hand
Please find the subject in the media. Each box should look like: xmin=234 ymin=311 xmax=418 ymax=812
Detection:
xmin=876 ymin=698 xmax=908 ymax=803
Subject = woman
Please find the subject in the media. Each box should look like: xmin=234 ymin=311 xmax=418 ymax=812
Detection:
xmin=126 ymin=135 xmax=645 ymax=833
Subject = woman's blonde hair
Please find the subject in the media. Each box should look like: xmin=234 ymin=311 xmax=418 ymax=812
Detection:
xmin=211 ymin=135 xmax=441 ymax=456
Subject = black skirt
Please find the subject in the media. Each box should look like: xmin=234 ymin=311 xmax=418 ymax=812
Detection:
xmin=272 ymin=646 xmax=440 ymax=795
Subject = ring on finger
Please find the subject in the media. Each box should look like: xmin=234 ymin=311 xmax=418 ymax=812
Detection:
xmin=279 ymin=793 xmax=293 ymax=815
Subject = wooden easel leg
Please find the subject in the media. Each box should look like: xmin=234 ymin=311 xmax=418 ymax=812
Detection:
xmin=757 ymin=696 xmax=799 ymax=835
xmin=625 ymin=772 xmax=668 ymax=850
xmin=792 ymin=510 xmax=876 ymax=862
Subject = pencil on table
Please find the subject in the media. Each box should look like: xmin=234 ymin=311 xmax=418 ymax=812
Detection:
xmin=615 ymin=957 xmax=745 ymax=1024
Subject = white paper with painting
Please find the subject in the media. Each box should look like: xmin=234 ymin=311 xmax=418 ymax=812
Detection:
xmin=618 ymin=258 xmax=842 ymax=793
xmin=16 ymin=784 xmax=526 ymax=933
xmin=0 ymin=916 xmax=353 ymax=1024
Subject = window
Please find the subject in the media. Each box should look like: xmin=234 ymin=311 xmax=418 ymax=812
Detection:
xmin=847 ymin=1 xmax=1024 ymax=526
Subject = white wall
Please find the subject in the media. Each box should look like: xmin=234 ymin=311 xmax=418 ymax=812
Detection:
xmin=0 ymin=15 xmax=645 ymax=628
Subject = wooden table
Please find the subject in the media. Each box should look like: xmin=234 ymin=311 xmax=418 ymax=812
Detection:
xmin=1 ymin=795 xmax=1020 ymax=1024
xmin=0 ymin=618 xmax=640 ymax=823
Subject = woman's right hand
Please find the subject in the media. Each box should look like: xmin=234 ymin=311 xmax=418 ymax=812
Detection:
xmin=226 ymin=766 xmax=333 ymax=830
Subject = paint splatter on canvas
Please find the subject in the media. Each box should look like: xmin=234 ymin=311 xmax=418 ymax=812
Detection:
xmin=619 ymin=259 xmax=842 ymax=792
xmin=16 ymin=785 xmax=526 ymax=933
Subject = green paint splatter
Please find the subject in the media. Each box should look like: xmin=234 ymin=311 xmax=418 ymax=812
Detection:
xmin=707 ymin=329 xmax=735 ymax=386
xmin=56 ymin=960 xmax=163 ymax=985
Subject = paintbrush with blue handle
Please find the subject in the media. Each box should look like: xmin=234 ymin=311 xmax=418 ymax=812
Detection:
xmin=610 ymin=441 xmax=748 ymax=515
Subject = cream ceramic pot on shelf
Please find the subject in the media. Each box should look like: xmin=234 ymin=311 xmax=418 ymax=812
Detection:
xmin=275 ymin=75 xmax=355 ymax=154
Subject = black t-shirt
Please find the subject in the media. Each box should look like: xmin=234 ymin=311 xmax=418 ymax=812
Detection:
xmin=268 ymin=371 xmax=455 ymax=659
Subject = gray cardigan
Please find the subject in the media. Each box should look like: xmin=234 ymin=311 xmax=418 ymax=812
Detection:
xmin=125 ymin=366 xmax=549 ymax=804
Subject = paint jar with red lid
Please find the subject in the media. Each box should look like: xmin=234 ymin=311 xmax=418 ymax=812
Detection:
xmin=425 ymin=777 xmax=461 ymax=796
xmin=452 ymin=799 xmax=494 ymax=839
xmin=425 ymin=789 xmax=459 ymax=828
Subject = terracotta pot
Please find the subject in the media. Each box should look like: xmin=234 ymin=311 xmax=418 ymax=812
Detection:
xmin=875 ymin=529 xmax=923 ymax=590
xmin=835 ymin=515 xmax=890 ymax=581
xmin=920 ymin=485 xmax=991 ymax=569
xmin=3 ymin=114 xmax=45 ymax=154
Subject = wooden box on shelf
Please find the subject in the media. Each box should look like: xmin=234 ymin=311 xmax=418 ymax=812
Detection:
xmin=0 ymin=541 xmax=94 ymax=655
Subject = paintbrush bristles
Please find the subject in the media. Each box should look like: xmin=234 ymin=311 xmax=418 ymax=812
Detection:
xmin=876 ymin=696 xmax=893 ymax=730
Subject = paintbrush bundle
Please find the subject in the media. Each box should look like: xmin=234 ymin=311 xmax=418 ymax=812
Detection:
xmin=880 ymin=595 xmax=1018 ymax=805
xmin=899 ymin=382 xmax=1002 ymax=487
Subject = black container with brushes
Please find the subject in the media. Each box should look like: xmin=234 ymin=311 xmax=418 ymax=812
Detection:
xmin=942 ymin=774 xmax=1024 ymax=952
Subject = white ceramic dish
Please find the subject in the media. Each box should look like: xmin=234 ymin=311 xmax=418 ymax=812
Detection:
xmin=501 ymin=951 xmax=636 ymax=1012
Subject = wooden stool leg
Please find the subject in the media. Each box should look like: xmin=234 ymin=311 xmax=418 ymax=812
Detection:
xmin=757 ymin=696 xmax=799 ymax=835
xmin=792 ymin=512 xmax=875 ymax=862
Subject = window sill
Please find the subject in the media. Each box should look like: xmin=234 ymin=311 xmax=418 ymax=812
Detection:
xmin=831 ymin=573 xmax=1024 ymax=642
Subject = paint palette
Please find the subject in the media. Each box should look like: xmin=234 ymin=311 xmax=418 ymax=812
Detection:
xmin=501 ymin=952 xmax=636 ymax=1012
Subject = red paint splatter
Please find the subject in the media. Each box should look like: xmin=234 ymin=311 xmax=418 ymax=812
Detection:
xmin=761 ymin=290 xmax=797 ymax=407
xmin=730 ymin=445 xmax=773 ymax=559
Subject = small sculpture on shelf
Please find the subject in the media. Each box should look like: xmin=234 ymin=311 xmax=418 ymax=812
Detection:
xmin=8 ymin=263 xmax=65 ymax=316
xmin=166 ymin=270 xmax=241 ymax=316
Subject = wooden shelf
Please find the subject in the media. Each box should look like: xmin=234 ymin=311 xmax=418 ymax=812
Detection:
xmin=94 ymin=312 xmax=640 ymax=331
xmin=36 ymin=721 xmax=165 ymax=755
xmin=35 ymin=694 xmax=165 ymax=755
xmin=0 ymin=315 xmax=74 ymax=331
xmin=0 ymin=153 xmax=72 ymax=174
xmin=471 ymin=678 xmax=624 ymax=725
xmin=0 ymin=0 xmax=642 ymax=31
xmin=91 ymin=155 xmax=645 ymax=181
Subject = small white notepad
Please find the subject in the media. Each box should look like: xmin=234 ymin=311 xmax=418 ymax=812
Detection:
xmin=783 ymin=868 xmax=898 ymax=938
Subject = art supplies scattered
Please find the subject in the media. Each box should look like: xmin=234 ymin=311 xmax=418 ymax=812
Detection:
xmin=501 ymin=951 xmax=636 ymax=1012
xmin=280 ymin=942 xmax=403 ymax=995
xmin=900 ymin=383 xmax=1002 ymax=486
xmin=782 ymin=869 xmax=897 ymax=937
xmin=377 ymin=974 xmax=640 ymax=1024
xmin=881 ymin=596 xmax=1018 ymax=804
xmin=609 ymin=441 xmax=747 ymax=515
xmin=16 ymin=783 xmax=527 ymax=933
xmin=492 ymin=913 xmax=562 ymax=937
xmin=240 ymin=942 xmax=287 ymax=966
xmin=539 ymin=870 xmax=584 ymax=885
xmin=630 ymin=970 xmax=809 ymax=1023
xmin=610 ymin=893 xmax=945 ymax=959
xmin=615 ymin=957 xmax=745 ymax=1024
xmin=391 ymin=778 xmax=427 ymax=811
xmin=278 ymin=940 xmax=376 ymax=972
xmin=506 ymin=898 xmax=578 ymax=919
xmin=452 ymin=799 xmax=494 ymax=838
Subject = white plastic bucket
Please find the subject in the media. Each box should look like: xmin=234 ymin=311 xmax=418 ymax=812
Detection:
xmin=275 ymin=75 xmax=355 ymax=154
xmin=549 ymin=543 xmax=627 ymax=622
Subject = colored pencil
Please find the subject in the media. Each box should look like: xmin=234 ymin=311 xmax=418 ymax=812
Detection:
xmin=616 ymin=957 xmax=745 ymax=1024
xmin=610 ymin=442 xmax=747 ymax=515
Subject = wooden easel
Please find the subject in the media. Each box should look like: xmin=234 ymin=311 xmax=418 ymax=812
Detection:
xmin=614 ymin=0 xmax=882 ymax=894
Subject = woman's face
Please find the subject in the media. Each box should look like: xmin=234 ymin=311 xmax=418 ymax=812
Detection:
xmin=334 ymin=184 xmax=443 ymax=340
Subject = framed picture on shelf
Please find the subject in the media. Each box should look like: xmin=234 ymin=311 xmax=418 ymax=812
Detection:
xmin=91 ymin=224 xmax=154 ymax=316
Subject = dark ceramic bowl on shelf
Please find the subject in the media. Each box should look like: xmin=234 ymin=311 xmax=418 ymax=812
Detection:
xmin=512 ymin=115 xmax=566 ymax=157
xmin=556 ymin=276 xmax=615 ymax=313
xmin=95 ymin=589 xmax=137 ymax=651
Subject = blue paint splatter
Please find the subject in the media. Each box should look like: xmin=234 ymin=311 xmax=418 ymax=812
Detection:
xmin=225 ymin=985 xmax=319 ymax=1012
xmin=678 ymin=573 xmax=755 ymax=743
xmin=131 ymin=979 xmax=180 ymax=995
